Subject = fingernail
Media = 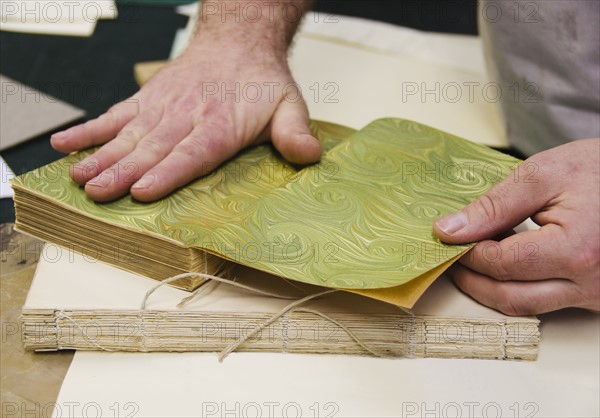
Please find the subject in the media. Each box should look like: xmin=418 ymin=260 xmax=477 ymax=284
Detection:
xmin=436 ymin=212 xmax=468 ymax=235
xmin=51 ymin=130 xmax=70 ymax=142
xmin=87 ymin=173 xmax=112 ymax=188
xmin=74 ymin=158 xmax=100 ymax=178
xmin=132 ymin=175 xmax=155 ymax=190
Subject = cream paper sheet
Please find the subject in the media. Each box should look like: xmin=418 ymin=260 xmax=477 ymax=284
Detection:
xmin=169 ymin=10 xmax=508 ymax=148
xmin=23 ymin=245 xmax=511 ymax=320
xmin=47 ymin=228 xmax=598 ymax=417
xmin=53 ymin=308 xmax=599 ymax=418
xmin=288 ymin=33 xmax=506 ymax=149
xmin=291 ymin=12 xmax=507 ymax=147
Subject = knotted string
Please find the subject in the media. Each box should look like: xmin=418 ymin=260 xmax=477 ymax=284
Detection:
xmin=53 ymin=269 xmax=412 ymax=360
xmin=217 ymin=289 xmax=338 ymax=361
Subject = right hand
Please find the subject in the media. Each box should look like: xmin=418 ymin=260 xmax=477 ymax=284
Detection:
xmin=51 ymin=44 xmax=321 ymax=202
xmin=434 ymin=139 xmax=600 ymax=315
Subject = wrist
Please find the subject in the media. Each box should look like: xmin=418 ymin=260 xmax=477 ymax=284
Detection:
xmin=182 ymin=39 xmax=290 ymax=76
xmin=189 ymin=1 xmax=308 ymax=59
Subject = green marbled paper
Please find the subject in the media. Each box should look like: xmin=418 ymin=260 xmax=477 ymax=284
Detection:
xmin=12 ymin=118 xmax=520 ymax=290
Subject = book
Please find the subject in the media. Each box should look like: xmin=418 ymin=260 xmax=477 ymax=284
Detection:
xmin=21 ymin=248 xmax=540 ymax=360
xmin=11 ymin=120 xmax=354 ymax=290
xmin=11 ymin=118 xmax=519 ymax=308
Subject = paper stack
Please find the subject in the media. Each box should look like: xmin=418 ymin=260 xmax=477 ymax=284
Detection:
xmin=21 ymin=248 xmax=540 ymax=360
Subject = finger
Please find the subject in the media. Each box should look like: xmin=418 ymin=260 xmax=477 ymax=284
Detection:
xmin=84 ymin=117 xmax=193 ymax=201
xmin=269 ymin=94 xmax=322 ymax=164
xmin=449 ymin=264 xmax=580 ymax=315
xmin=130 ymin=124 xmax=236 ymax=201
xmin=51 ymin=100 xmax=139 ymax=153
xmin=459 ymin=225 xmax=571 ymax=281
xmin=433 ymin=160 xmax=551 ymax=244
xmin=71 ymin=107 xmax=164 ymax=185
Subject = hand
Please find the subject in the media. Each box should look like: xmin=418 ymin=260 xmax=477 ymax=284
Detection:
xmin=50 ymin=45 xmax=321 ymax=202
xmin=433 ymin=139 xmax=600 ymax=316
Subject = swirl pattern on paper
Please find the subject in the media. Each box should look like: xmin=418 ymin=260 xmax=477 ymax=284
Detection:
xmin=13 ymin=119 xmax=519 ymax=289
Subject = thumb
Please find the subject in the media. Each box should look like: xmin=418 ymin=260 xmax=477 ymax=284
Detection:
xmin=269 ymin=93 xmax=323 ymax=164
xmin=433 ymin=166 xmax=547 ymax=244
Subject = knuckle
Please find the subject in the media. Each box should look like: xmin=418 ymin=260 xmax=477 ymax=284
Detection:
xmin=83 ymin=116 xmax=105 ymax=131
xmin=495 ymin=289 xmax=526 ymax=316
xmin=563 ymin=257 xmax=584 ymax=279
xmin=107 ymin=103 xmax=123 ymax=115
xmin=474 ymin=193 xmax=507 ymax=223
xmin=137 ymin=138 xmax=169 ymax=156
xmin=141 ymin=105 xmax=163 ymax=122
xmin=195 ymin=106 xmax=235 ymax=132
xmin=105 ymin=100 xmax=140 ymax=125
xmin=110 ymin=99 xmax=140 ymax=115
xmin=171 ymin=95 xmax=199 ymax=114
xmin=115 ymin=129 xmax=140 ymax=144
xmin=172 ymin=139 xmax=206 ymax=159
xmin=105 ymin=105 xmax=124 ymax=121
xmin=272 ymin=124 xmax=298 ymax=144
xmin=567 ymin=246 xmax=600 ymax=279
xmin=489 ymin=257 xmax=513 ymax=282
xmin=95 ymin=110 xmax=122 ymax=133
xmin=173 ymin=131 xmax=233 ymax=160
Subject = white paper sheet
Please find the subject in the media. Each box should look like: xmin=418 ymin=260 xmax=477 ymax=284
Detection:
xmin=0 ymin=155 xmax=15 ymax=199
xmin=175 ymin=1 xmax=199 ymax=18
xmin=0 ymin=75 xmax=86 ymax=150
xmin=41 ymin=249 xmax=597 ymax=417
xmin=55 ymin=307 xmax=599 ymax=418
xmin=300 ymin=12 xmax=487 ymax=76
xmin=0 ymin=18 xmax=97 ymax=36
xmin=0 ymin=0 xmax=117 ymax=37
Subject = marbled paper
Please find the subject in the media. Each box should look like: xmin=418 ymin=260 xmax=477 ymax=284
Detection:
xmin=12 ymin=118 xmax=519 ymax=290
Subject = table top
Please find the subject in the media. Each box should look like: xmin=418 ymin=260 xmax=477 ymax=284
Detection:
xmin=4 ymin=3 xmax=592 ymax=416
xmin=0 ymin=224 xmax=73 ymax=414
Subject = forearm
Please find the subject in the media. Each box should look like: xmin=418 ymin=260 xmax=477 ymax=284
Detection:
xmin=189 ymin=0 xmax=314 ymax=60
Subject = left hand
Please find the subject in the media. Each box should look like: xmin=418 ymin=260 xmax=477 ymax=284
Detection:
xmin=433 ymin=139 xmax=600 ymax=316
xmin=50 ymin=43 xmax=321 ymax=202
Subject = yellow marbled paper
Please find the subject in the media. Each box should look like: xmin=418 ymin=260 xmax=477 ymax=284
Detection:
xmin=12 ymin=118 xmax=519 ymax=291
